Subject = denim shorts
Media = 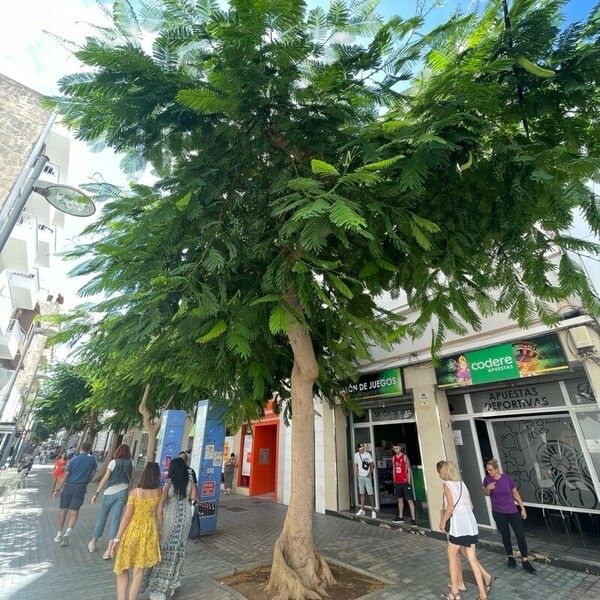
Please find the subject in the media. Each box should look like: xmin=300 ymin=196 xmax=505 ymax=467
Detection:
xmin=59 ymin=482 xmax=88 ymax=510
xmin=357 ymin=475 xmax=373 ymax=495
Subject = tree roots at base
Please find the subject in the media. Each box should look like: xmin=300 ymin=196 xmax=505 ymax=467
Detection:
xmin=266 ymin=533 xmax=336 ymax=600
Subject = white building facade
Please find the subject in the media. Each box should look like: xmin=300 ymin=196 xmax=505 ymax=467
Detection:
xmin=0 ymin=74 xmax=73 ymax=464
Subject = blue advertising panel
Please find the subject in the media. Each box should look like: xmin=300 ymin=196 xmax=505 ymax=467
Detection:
xmin=190 ymin=400 xmax=226 ymax=534
xmin=156 ymin=410 xmax=187 ymax=483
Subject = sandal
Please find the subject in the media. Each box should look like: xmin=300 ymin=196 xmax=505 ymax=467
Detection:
xmin=443 ymin=594 xmax=461 ymax=600
xmin=447 ymin=584 xmax=467 ymax=592
xmin=485 ymin=576 xmax=493 ymax=594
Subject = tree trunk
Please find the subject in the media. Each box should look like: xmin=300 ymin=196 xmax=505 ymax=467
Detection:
xmin=76 ymin=427 xmax=89 ymax=451
xmin=138 ymin=384 xmax=161 ymax=464
xmin=267 ymin=292 xmax=335 ymax=600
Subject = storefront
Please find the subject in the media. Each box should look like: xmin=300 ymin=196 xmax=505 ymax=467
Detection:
xmin=237 ymin=399 xmax=279 ymax=498
xmin=348 ymin=367 xmax=428 ymax=524
xmin=438 ymin=333 xmax=600 ymax=539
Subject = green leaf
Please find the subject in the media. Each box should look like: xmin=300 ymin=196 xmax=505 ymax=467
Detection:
xmin=196 ymin=320 xmax=227 ymax=344
xmin=292 ymin=198 xmax=331 ymax=220
xmin=287 ymin=178 xmax=325 ymax=192
xmin=326 ymin=274 xmax=354 ymax=299
xmin=410 ymin=221 xmax=432 ymax=250
xmin=411 ymin=214 xmax=440 ymax=233
xmin=359 ymin=155 xmax=403 ymax=171
xmin=269 ymin=305 xmax=288 ymax=335
xmin=204 ymin=248 xmax=225 ymax=272
xmin=175 ymin=192 xmax=192 ymax=211
xmin=329 ymin=199 xmax=367 ymax=230
xmin=311 ymin=159 xmax=340 ymax=177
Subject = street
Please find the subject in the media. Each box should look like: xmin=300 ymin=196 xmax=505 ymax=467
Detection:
xmin=1 ymin=466 xmax=599 ymax=600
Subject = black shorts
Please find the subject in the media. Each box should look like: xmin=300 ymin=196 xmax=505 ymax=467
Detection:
xmin=59 ymin=482 xmax=88 ymax=510
xmin=449 ymin=534 xmax=478 ymax=547
xmin=394 ymin=483 xmax=414 ymax=500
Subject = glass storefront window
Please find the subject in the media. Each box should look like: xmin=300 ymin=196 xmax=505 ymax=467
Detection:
xmin=565 ymin=377 xmax=596 ymax=405
xmin=452 ymin=420 xmax=491 ymax=525
xmin=575 ymin=411 xmax=600 ymax=485
xmin=351 ymin=409 xmax=369 ymax=424
xmin=448 ymin=394 xmax=468 ymax=415
xmin=493 ymin=415 xmax=599 ymax=510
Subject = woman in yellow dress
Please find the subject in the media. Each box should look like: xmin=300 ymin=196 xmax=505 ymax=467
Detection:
xmin=112 ymin=462 xmax=162 ymax=600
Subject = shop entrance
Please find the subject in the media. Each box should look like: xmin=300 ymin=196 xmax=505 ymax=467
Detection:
xmin=371 ymin=423 xmax=428 ymax=524
xmin=248 ymin=422 xmax=278 ymax=498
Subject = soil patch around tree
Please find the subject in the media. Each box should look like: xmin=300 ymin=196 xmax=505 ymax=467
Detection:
xmin=222 ymin=562 xmax=388 ymax=600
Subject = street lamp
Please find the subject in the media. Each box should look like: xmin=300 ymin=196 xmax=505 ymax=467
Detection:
xmin=0 ymin=154 xmax=96 ymax=255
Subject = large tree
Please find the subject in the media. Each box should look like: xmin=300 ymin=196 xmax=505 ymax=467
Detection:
xmin=51 ymin=1 xmax=600 ymax=597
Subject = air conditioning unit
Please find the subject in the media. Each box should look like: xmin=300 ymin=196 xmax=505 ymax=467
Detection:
xmin=569 ymin=326 xmax=595 ymax=354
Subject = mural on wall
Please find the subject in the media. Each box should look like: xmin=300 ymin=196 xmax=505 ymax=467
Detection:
xmin=493 ymin=417 xmax=598 ymax=510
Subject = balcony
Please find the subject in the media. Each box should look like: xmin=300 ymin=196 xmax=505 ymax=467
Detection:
xmin=0 ymin=271 xmax=14 ymax=332
xmin=0 ymin=319 xmax=24 ymax=360
xmin=9 ymin=270 xmax=40 ymax=310
xmin=0 ymin=213 xmax=38 ymax=274
xmin=36 ymin=224 xmax=55 ymax=269
xmin=24 ymin=189 xmax=56 ymax=229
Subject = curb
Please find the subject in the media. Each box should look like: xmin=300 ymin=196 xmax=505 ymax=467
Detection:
xmin=325 ymin=509 xmax=600 ymax=576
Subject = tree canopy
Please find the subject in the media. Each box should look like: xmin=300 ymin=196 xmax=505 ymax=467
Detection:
xmin=49 ymin=0 xmax=600 ymax=597
xmin=31 ymin=362 xmax=96 ymax=442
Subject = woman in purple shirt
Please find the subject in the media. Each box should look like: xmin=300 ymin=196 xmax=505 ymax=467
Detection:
xmin=483 ymin=459 xmax=535 ymax=573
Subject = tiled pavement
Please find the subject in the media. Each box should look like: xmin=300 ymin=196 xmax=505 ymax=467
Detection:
xmin=1 ymin=466 xmax=600 ymax=599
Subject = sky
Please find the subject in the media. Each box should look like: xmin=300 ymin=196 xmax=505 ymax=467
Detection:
xmin=0 ymin=0 xmax=597 ymax=309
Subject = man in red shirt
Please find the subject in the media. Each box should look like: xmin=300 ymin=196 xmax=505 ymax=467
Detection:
xmin=392 ymin=443 xmax=416 ymax=525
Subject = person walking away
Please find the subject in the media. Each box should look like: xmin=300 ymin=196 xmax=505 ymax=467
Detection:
xmin=438 ymin=460 xmax=492 ymax=600
xmin=53 ymin=442 xmax=97 ymax=547
xmin=178 ymin=451 xmax=197 ymax=485
xmin=223 ymin=453 xmax=237 ymax=494
xmin=391 ymin=443 xmax=417 ymax=525
xmin=52 ymin=453 xmax=68 ymax=494
xmin=140 ymin=457 xmax=198 ymax=599
xmin=354 ymin=443 xmax=376 ymax=519
xmin=112 ymin=462 xmax=162 ymax=600
xmin=88 ymin=444 xmax=134 ymax=559
xmin=483 ymin=458 xmax=535 ymax=573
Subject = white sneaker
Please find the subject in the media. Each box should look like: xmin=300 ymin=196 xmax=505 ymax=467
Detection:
xmin=371 ymin=510 xmax=377 ymax=519
xmin=61 ymin=533 xmax=69 ymax=547
xmin=53 ymin=533 xmax=62 ymax=543
xmin=356 ymin=509 xmax=365 ymax=516
xmin=88 ymin=540 xmax=96 ymax=553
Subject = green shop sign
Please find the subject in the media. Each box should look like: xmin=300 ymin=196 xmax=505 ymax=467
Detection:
xmin=436 ymin=334 xmax=569 ymax=389
xmin=346 ymin=367 xmax=404 ymax=399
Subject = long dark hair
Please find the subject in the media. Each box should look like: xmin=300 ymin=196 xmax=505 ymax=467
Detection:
xmin=168 ymin=457 xmax=189 ymax=499
xmin=138 ymin=462 xmax=160 ymax=490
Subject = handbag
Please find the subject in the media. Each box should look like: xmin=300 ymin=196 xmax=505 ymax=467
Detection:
xmin=188 ymin=505 xmax=202 ymax=541
xmin=443 ymin=482 xmax=463 ymax=534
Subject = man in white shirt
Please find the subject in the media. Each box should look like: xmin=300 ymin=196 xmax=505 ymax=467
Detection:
xmin=354 ymin=443 xmax=376 ymax=518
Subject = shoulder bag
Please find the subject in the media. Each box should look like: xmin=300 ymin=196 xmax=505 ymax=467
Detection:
xmin=443 ymin=482 xmax=463 ymax=534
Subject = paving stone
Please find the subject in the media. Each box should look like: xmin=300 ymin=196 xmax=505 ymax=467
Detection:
xmin=1 ymin=465 xmax=600 ymax=599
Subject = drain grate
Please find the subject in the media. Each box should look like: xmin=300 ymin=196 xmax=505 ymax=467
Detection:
xmin=222 ymin=506 xmax=247 ymax=512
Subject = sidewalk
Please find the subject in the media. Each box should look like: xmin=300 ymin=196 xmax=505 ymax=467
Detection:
xmin=1 ymin=466 xmax=599 ymax=600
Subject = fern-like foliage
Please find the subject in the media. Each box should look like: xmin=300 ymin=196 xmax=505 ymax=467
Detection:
xmin=48 ymin=0 xmax=600 ymax=426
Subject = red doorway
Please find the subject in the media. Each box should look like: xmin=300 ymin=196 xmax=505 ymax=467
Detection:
xmin=249 ymin=422 xmax=278 ymax=497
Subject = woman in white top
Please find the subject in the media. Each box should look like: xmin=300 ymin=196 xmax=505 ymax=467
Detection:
xmin=437 ymin=460 xmax=492 ymax=600
xmin=88 ymin=444 xmax=134 ymax=559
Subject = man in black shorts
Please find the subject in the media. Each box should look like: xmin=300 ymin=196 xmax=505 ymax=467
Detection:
xmin=53 ymin=442 xmax=97 ymax=546
xmin=392 ymin=443 xmax=417 ymax=525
